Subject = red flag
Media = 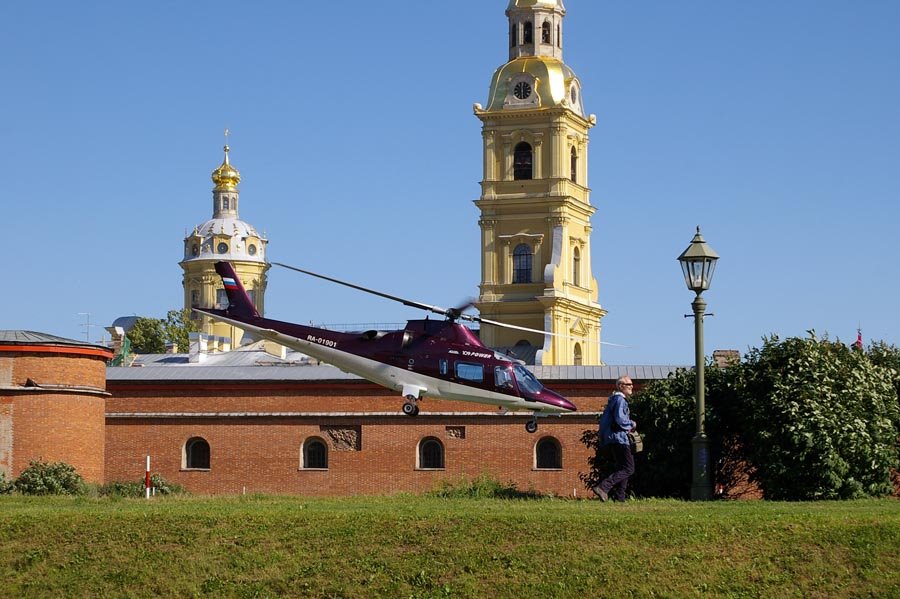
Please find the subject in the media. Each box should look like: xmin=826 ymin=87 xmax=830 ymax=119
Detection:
xmin=854 ymin=328 xmax=863 ymax=350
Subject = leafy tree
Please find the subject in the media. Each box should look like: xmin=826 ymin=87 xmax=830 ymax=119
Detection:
xmin=127 ymin=309 xmax=198 ymax=354
xmin=733 ymin=334 xmax=898 ymax=500
xmin=581 ymin=334 xmax=900 ymax=500
xmin=127 ymin=317 xmax=166 ymax=354
xmin=164 ymin=309 xmax=199 ymax=354
xmin=581 ymin=363 xmax=743 ymax=499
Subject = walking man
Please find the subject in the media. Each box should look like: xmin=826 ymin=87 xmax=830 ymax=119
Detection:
xmin=593 ymin=375 xmax=637 ymax=502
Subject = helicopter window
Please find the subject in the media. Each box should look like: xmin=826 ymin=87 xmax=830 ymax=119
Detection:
xmin=495 ymin=367 xmax=514 ymax=389
xmin=536 ymin=437 xmax=562 ymax=469
xmin=513 ymin=142 xmax=533 ymax=180
xmin=418 ymin=437 xmax=445 ymax=470
xmin=184 ymin=437 xmax=210 ymax=470
xmin=455 ymin=362 xmax=484 ymax=382
xmin=513 ymin=364 xmax=543 ymax=394
xmin=302 ymin=437 xmax=328 ymax=469
xmin=439 ymin=359 xmax=448 ymax=376
xmin=513 ymin=244 xmax=533 ymax=284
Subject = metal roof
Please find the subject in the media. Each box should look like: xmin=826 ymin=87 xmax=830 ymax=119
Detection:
xmin=107 ymin=361 xmax=684 ymax=383
xmin=0 ymin=330 xmax=108 ymax=351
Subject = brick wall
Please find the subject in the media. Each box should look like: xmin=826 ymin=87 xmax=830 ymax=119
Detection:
xmin=1 ymin=349 xmax=108 ymax=483
xmin=105 ymin=414 xmax=599 ymax=497
xmin=12 ymin=353 xmax=107 ymax=389
xmin=105 ymin=379 xmax=621 ymax=497
xmin=10 ymin=393 xmax=105 ymax=482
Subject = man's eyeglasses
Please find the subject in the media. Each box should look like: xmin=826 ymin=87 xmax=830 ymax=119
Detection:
xmin=621 ymin=382 xmax=633 ymax=387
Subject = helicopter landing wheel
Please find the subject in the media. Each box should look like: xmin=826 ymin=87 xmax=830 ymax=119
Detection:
xmin=402 ymin=395 xmax=420 ymax=417
xmin=525 ymin=419 xmax=538 ymax=434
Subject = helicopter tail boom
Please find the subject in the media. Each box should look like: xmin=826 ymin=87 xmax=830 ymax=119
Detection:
xmin=214 ymin=262 xmax=260 ymax=319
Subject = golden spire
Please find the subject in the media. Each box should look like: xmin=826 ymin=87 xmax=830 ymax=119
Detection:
xmin=211 ymin=130 xmax=241 ymax=191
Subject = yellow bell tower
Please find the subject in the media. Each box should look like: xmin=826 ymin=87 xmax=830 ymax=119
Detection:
xmin=180 ymin=141 xmax=269 ymax=346
xmin=474 ymin=0 xmax=606 ymax=365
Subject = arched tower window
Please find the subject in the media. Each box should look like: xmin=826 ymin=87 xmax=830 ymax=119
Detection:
xmin=536 ymin=437 xmax=562 ymax=469
xmin=513 ymin=244 xmax=533 ymax=284
xmin=302 ymin=437 xmax=328 ymax=469
xmin=510 ymin=23 xmax=517 ymax=48
xmin=523 ymin=21 xmax=533 ymax=44
xmin=223 ymin=197 xmax=229 ymax=210
xmin=513 ymin=142 xmax=533 ymax=181
xmin=542 ymin=21 xmax=552 ymax=44
xmin=418 ymin=437 xmax=444 ymax=469
xmin=570 ymin=147 xmax=578 ymax=183
xmin=557 ymin=24 xmax=561 ymax=47
xmin=185 ymin=437 xmax=210 ymax=469
xmin=574 ymin=343 xmax=583 ymax=366
xmin=573 ymin=246 xmax=581 ymax=287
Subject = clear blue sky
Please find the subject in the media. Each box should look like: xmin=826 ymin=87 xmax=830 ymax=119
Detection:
xmin=2 ymin=1 xmax=898 ymax=365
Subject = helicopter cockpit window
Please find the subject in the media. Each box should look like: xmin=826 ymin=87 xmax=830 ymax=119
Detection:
xmin=495 ymin=366 xmax=514 ymax=389
xmin=513 ymin=364 xmax=543 ymax=394
xmin=455 ymin=362 xmax=484 ymax=382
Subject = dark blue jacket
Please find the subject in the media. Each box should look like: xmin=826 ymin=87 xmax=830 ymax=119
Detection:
xmin=599 ymin=391 xmax=634 ymax=446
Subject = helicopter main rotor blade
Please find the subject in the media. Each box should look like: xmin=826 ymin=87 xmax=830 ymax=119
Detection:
xmin=468 ymin=315 xmax=632 ymax=347
xmin=272 ymin=262 xmax=453 ymax=318
xmin=274 ymin=262 xmax=631 ymax=347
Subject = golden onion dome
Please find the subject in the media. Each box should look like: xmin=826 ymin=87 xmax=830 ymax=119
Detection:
xmin=484 ymin=56 xmax=584 ymax=116
xmin=507 ymin=0 xmax=565 ymax=10
xmin=211 ymin=145 xmax=241 ymax=191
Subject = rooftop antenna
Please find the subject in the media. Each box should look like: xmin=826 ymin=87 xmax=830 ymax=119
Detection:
xmin=77 ymin=312 xmax=92 ymax=342
xmin=77 ymin=312 xmax=108 ymax=344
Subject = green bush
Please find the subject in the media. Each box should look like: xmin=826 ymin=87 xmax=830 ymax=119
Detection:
xmin=0 ymin=471 xmax=14 ymax=495
xmin=866 ymin=341 xmax=900 ymax=444
xmin=99 ymin=474 xmax=185 ymax=498
xmin=735 ymin=334 xmax=899 ymax=500
xmin=581 ymin=363 xmax=741 ymax=499
xmin=428 ymin=474 xmax=544 ymax=499
xmin=14 ymin=460 xmax=86 ymax=496
xmin=582 ymin=334 xmax=900 ymax=501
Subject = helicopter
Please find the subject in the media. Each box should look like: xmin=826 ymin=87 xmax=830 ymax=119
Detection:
xmin=195 ymin=261 xmax=578 ymax=433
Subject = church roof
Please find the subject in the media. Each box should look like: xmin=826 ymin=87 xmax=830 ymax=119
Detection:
xmin=485 ymin=57 xmax=583 ymax=115
xmin=507 ymin=0 xmax=565 ymax=11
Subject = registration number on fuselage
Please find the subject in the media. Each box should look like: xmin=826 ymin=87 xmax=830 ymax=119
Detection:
xmin=307 ymin=335 xmax=338 ymax=348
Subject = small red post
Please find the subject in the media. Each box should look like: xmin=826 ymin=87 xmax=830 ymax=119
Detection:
xmin=145 ymin=455 xmax=151 ymax=499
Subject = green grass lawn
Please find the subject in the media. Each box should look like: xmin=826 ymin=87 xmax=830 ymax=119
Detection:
xmin=0 ymin=495 xmax=898 ymax=598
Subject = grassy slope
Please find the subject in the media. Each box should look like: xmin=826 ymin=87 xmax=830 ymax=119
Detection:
xmin=0 ymin=496 xmax=898 ymax=598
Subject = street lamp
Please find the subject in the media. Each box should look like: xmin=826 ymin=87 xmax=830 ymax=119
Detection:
xmin=677 ymin=226 xmax=719 ymax=500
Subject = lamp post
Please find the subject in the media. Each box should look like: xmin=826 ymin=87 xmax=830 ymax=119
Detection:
xmin=677 ymin=226 xmax=719 ymax=501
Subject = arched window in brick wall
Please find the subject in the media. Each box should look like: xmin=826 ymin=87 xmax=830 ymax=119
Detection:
xmin=535 ymin=437 xmax=562 ymax=469
xmin=302 ymin=437 xmax=328 ymax=469
xmin=418 ymin=437 xmax=445 ymax=470
xmin=184 ymin=437 xmax=210 ymax=469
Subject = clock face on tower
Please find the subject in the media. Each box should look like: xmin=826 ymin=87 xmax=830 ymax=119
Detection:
xmin=513 ymin=81 xmax=532 ymax=100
